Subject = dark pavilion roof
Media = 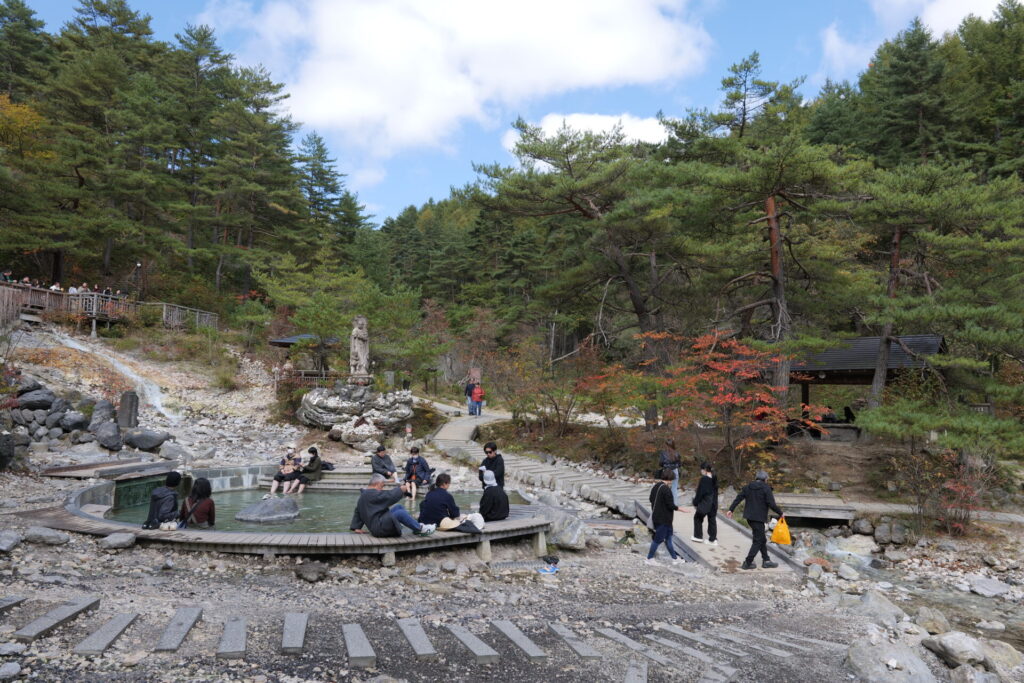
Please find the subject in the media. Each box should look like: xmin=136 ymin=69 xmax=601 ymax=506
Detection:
xmin=791 ymin=334 xmax=944 ymax=373
xmin=268 ymin=333 xmax=339 ymax=348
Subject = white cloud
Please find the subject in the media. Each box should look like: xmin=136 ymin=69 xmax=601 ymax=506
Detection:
xmin=819 ymin=22 xmax=875 ymax=81
xmin=199 ymin=0 xmax=711 ymax=157
xmin=867 ymin=0 xmax=1002 ymax=35
xmin=502 ymin=113 xmax=668 ymax=154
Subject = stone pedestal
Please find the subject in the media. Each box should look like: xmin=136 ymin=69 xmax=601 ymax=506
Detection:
xmin=116 ymin=391 xmax=139 ymax=429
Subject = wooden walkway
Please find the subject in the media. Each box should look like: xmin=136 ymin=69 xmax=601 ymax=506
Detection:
xmin=0 ymin=281 xmax=218 ymax=328
xmin=11 ymin=505 xmax=549 ymax=565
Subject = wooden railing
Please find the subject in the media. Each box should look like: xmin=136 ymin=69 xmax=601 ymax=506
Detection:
xmin=139 ymin=303 xmax=219 ymax=330
xmin=0 ymin=281 xmax=218 ymax=329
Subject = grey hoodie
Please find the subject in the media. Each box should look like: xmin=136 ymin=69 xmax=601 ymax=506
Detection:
xmin=144 ymin=486 xmax=179 ymax=527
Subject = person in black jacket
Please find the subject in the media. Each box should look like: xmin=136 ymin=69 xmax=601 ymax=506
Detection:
xmin=351 ymin=474 xmax=436 ymax=537
xmin=418 ymin=473 xmax=460 ymax=525
xmin=727 ymin=470 xmax=784 ymax=570
xmin=691 ymin=462 xmax=718 ymax=545
xmin=478 ymin=441 xmax=504 ymax=488
xmin=371 ymin=445 xmax=397 ymax=481
xmin=479 ymin=469 xmax=509 ymax=521
xmin=143 ymin=471 xmax=181 ymax=529
xmin=646 ymin=469 xmax=689 ymax=565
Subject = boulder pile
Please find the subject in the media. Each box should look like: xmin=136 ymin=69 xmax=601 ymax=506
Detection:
xmin=296 ymin=384 xmax=413 ymax=451
xmin=0 ymin=375 xmax=172 ymax=467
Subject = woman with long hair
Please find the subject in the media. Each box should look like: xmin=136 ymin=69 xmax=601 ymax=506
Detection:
xmin=180 ymin=477 xmax=215 ymax=529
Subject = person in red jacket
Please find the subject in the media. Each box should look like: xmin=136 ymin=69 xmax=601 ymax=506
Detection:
xmin=180 ymin=477 xmax=215 ymax=529
xmin=470 ymin=382 xmax=485 ymax=416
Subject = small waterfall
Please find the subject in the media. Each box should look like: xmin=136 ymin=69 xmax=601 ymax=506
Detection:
xmin=51 ymin=331 xmax=180 ymax=423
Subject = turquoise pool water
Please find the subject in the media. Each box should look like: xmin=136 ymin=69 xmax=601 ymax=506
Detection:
xmin=106 ymin=488 xmax=522 ymax=533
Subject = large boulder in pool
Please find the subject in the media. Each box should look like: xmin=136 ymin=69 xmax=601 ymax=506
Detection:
xmin=235 ymin=497 xmax=300 ymax=523
xmin=123 ymin=428 xmax=171 ymax=452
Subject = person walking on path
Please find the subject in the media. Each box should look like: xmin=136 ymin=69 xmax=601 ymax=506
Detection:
xmin=646 ymin=469 xmax=689 ymax=565
xmin=726 ymin=470 xmax=783 ymax=570
xmin=464 ymin=380 xmax=477 ymax=416
xmin=470 ymin=382 xmax=485 ymax=416
xmin=658 ymin=439 xmax=682 ymax=505
xmin=370 ymin=444 xmax=397 ymax=481
xmin=479 ymin=469 xmax=509 ymax=522
xmin=478 ymin=441 xmax=505 ymax=488
xmin=351 ymin=474 xmax=437 ymax=537
xmin=691 ymin=462 xmax=718 ymax=545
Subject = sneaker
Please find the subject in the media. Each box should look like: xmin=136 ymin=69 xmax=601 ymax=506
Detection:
xmin=762 ymin=560 xmax=779 ymax=569
xmin=707 ymin=540 xmax=718 ymax=546
xmin=690 ymin=536 xmax=704 ymax=543
xmin=414 ymin=523 xmax=436 ymax=537
xmin=262 ymin=493 xmax=272 ymax=500
xmin=670 ymin=558 xmax=685 ymax=566
xmin=740 ymin=561 xmax=757 ymax=570
xmin=644 ymin=558 xmax=659 ymax=566
xmin=537 ymin=565 xmax=559 ymax=575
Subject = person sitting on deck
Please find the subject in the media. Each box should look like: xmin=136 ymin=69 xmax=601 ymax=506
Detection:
xmin=286 ymin=446 xmax=323 ymax=494
xmin=264 ymin=449 xmax=301 ymax=498
xmin=143 ymin=471 xmax=181 ymax=530
xmin=418 ymin=473 xmax=460 ymax=526
xmin=180 ymin=477 xmax=215 ymax=528
xmin=371 ymin=444 xmax=397 ymax=481
xmin=478 ymin=441 xmax=504 ymax=488
xmin=479 ymin=469 xmax=509 ymax=522
xmin=402 ymin=447 xmax=433 ymax=498
xmin=351 ymin=474 xmax=436 ymax=538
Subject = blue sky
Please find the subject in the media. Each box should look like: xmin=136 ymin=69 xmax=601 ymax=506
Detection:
xmin=26 ymin=0 xmax=1003 ymax=223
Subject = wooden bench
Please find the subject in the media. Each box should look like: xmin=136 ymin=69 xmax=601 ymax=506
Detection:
xmin=12 ymin=505 xmax=550 ymax=566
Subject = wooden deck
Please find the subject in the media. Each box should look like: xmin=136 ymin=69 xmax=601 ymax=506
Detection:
xmin=0 ymin=281 xmax=218 ymax=328
xmin=9 ymin=505 xmax=550 ymax=564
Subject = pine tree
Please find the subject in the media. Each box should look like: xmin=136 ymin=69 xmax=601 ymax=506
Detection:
xmin=0 ymin=0 xmax=51 ymax=102
xmin=858 ymin=19 xmax=952 ymax=166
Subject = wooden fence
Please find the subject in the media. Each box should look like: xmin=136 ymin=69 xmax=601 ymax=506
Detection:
xmin=0 ymin=282 xmax=218 ymax=329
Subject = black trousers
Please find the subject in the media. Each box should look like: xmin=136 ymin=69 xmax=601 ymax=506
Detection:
xmin=745 ymin=520 xmax=770 ymax=563
xmin=693 ymin=509 xmax=717 ymax=542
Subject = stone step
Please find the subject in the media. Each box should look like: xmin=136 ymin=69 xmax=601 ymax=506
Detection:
xmin=0 ymin=597 xmax=26 ymax=615
xmin=343 ymin=623 xmax=376 ymax=668
xmin=548 ymin=623 xmax=601 ymax=660
xmin=709 ymin=629 xmax=791 ymax=658
xmin=596 ymin=628 xmax=674 ymax=667
xmin=281 ymin=612 xmax=308 ymax=654
xmin=624 ymin=659 xmax=648 ymax=683
xmin=447 ymin=623 xmax=499 ymax=664
xmin=73 ymin=612 xmax=138 ymax=656
xmin=644 ymin=634 xmax=736 ymax=679
xmin=655 ymin=624 xmax=749 ymax=658
xmin=397 ymin=617 xmax=438 ymax=660
xmin=154 ymin=607 xmax=203 ymax=652
xmin=490 ymin=619 xmax=546 ymax=662
xmin=720 ymin=626 xmax=815 ymax=652
xmin=217 ymin=616 xmax=247 ymax=659
xmin=14 ymin=596 xmax=100 ymax=642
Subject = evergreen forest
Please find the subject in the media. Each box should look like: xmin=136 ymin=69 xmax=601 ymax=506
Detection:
xmin=4 ymin=0 xmax=1024 ymax=469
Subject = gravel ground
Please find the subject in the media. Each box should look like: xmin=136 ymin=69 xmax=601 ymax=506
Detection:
xmin=0 ymin=506 xmax=869 ymax=682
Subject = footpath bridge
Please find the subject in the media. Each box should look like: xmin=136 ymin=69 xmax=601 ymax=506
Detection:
xmin=0 ymin=281 xmax=218 ymax=332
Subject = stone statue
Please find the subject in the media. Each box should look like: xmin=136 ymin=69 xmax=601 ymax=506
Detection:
xmin=349 ymin=315 xmax=370 ymax=377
